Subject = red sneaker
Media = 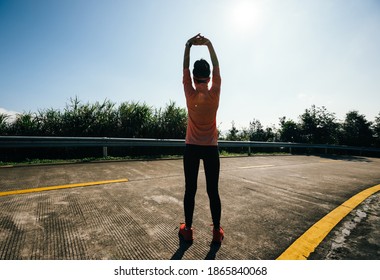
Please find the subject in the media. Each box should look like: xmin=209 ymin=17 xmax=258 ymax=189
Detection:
xmin=179 ymin=223 xmax=193 ymax=242
xmin=212 ymin=227 xmax=224 ymax=243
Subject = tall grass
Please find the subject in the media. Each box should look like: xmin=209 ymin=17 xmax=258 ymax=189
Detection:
xmin=1 ymin=97 xmax=187 ymax=139
xmin=0 ymin=98 xmax=188 ymax=161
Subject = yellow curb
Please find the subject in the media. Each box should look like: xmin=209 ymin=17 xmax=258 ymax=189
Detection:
xmin=277 ymin=184 xmax=380 ymax=260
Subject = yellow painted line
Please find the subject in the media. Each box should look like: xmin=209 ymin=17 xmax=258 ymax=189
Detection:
xmin=238 ymin=165 xmax=274 ymax=169
xmin=0 ymin=178 xmax=129 ymax=197
xmin=277 ymin=184 xmax=380 ymax=260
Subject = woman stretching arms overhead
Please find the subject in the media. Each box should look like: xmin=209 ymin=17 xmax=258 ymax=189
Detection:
xmin=179 ymin=34 xmax=224 ymax=243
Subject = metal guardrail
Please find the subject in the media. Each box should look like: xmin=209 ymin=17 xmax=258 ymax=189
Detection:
xmin=1 ymin=136 xmax=380 ymax=157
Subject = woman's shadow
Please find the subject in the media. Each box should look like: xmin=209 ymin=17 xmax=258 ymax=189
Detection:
xmin=171 ymin=234 xmax=221 ymax=260
xmin=204 ymin=242 xmax=221 ymax=260
xmin=170 ymin=234 xmax=193 ymax=260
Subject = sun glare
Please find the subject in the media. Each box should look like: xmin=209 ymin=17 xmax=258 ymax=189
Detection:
xmin=231 ymin=1 xmax=261 ymax=32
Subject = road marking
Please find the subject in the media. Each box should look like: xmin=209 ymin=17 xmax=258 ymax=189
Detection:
xmin=238 ymin=165 xmax=274 ymax=169
xmin=277 ymin=184 xmax=380 ymax=260
xmin=0 ymin=178 xmax=129 ymax=197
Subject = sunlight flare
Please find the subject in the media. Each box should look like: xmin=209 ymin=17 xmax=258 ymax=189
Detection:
xmin=231 ymin=0 xmax=262 ymax=32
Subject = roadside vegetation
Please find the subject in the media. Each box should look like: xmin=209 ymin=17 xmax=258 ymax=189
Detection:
xmin=0 ymin=97 xmax=187 ymax=139
xmin=1 ymin=98 xmax=379 ymax=162
xmin=226 ymin=105 xmax=380 ymax=148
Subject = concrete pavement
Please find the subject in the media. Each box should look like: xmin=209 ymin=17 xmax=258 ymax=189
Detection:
xmin=0 ymin=155 xmax=379 ymax=260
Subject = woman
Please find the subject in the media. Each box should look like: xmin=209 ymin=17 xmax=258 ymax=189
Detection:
xmin=179 ymin=34 xmax=224 ymax=243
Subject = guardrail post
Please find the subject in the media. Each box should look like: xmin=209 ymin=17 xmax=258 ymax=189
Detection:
xmin=103 ymin=146 xmax=108 ymax=157
xmin=103 ymin=137 xmax=108 ymax=157
xmin=248 ymin=146 xmax=251 ymax=156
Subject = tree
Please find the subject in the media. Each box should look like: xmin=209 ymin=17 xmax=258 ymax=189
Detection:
xmin=339 ymin=110 xmax=373 ymax=147
xmin=373 ymin=113 xmax=380 ymax=147
xmin=247 ymin=119 xmax=266 ymax=141
xmin=265 ymin=125 xmax=278 ymax=142
xmin=225 ymin=120 xmax=277 ymax=142
xmin=225 ymin=121 xmax=240 ymax=141
xmin=278 ymin=117 xmax=302 ymax=142
xmin=299 ymin=105 xmax=339 ymax=144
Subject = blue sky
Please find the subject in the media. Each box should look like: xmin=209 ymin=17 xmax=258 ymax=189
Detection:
xmin=1 ymin=0 xmax=379 ymax=131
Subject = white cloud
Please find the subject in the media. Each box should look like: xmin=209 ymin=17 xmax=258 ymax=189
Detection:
xmin=0 ymin=108 xmax=19 ymax=123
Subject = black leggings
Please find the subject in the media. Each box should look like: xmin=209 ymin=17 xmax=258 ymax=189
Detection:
xmin=183 ymin=144 xmax=221 ymax=229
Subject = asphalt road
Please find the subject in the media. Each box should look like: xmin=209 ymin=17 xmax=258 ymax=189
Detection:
xmin=0 ymin=155 xmax=379 ymax=260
